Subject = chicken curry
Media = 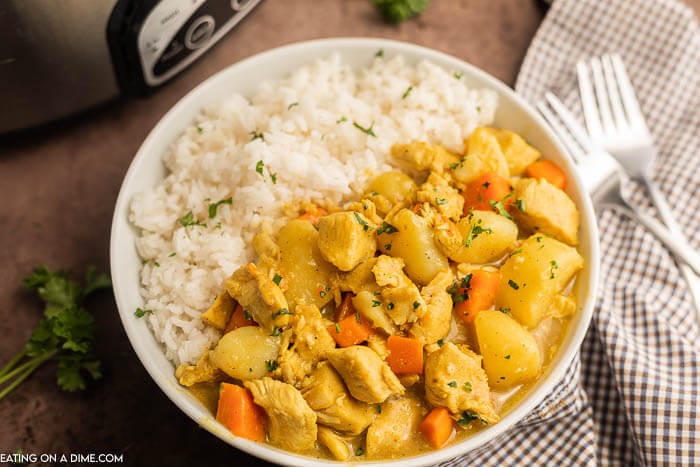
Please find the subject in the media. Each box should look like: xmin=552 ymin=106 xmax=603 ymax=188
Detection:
xmin=176 ymin=127 xmax=584 ymax=461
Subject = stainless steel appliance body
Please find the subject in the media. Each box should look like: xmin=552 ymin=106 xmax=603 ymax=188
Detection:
xmin=0 ymin=0 xmax=262 ymax=133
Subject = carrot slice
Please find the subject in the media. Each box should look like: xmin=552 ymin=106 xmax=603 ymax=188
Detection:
xmin=386 ymin=335 xmax=424 ymax=375
xmin=462 ymin=172 xmax=514 ymax=215
xmin=297 ymin=207 xmax=327 ymax=226
xmin=224 ymin=304 xmax=257 ymax=333
xmin=420 ymin=407 xmax=454 ymax=449
xmin=525 ymin=160 xmax=567 ymax=190
xmin=335 ymin=293 xmax=355 ymax=322
xmin=216 ymin=383 xmax=266 ymax=442
xmin=454 ymin=270 xmax=500 ymax=325
xmin=328 ymin=313 xmax=373 ymax=347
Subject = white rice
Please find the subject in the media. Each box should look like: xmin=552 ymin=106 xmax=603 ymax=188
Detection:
xmin=129 ymin=54 xmax=498 ymax=366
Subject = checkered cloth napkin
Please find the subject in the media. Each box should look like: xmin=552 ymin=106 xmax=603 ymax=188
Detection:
xmin=445 ymin=0 xmax=700 ymax=465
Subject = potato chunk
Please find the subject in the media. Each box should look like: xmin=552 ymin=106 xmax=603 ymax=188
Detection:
xmin=210 ymin=326 xmax=280 ymax=380
xmin=378 ymin=208 xmax=449 ymax=286
xmin=365 ymin=171 xmax=418 ymax=215
xmin=366 ymin=396 xmax=426 ymax=459
xmin=277 ymin=219 xmax=334 ymax=310
xmin=434 ymin=210 xmax=518 ymax=264
xmin=452 ymin=127 xmax=509 ymax=185
xmin=483 ymin=127 xmax=541 ymax=176
xmin=475 ymin=309 xmax=542 ymax=389
xmin=318 ymin=212 xmax=376 ymax=271
xmin=512 ymin=177 xmax=580 ymax=245
xmin=495 ymin=234 xmax=584 ymax=328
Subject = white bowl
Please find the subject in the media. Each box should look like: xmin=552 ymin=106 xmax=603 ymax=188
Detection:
xmin=110 ymin=38 xmax=599 ymax=466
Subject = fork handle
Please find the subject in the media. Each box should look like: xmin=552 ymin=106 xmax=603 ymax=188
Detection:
xmin=604 ymin=203 xmax=700 ymax=276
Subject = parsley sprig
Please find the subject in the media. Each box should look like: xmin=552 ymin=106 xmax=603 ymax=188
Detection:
xmin=0 ymin=265 xmax=110 ymax=400
xmin=372 ymin=0 xmax=430 ymax=23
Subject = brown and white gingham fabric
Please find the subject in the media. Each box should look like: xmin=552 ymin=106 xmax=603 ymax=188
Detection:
xmin=443 ymin=0 xmax=700 ymax=465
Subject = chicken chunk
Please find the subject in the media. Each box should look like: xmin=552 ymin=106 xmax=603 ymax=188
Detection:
xmin=367 ymin=333 xmax=389 ymax=360
xmin=482 ymin=127 xmax=541 ymax=176
xmin=547 ymin=294 xmax=577 ymax=319
xmin=252 ymin=231 xmax=280 ymax=274
xmin=409 ymin=269 xmax=454 ymax=344
xmin=225 ymin=263 xmax=289 ymax=332
xmin=416 ymin=173 xmax=464 ymax=221
xmin=366 ymin=396 xmax=426 ymax=459
xmin=317 ymin=212 xmax=377 ymax=271
xmin=174 ymin=351 xmax=223 ymax=386
xmin=512 ymin=177 xmax=580 ymax=245
xmin=336 ymin=257 xmax=379 ymax=295
xmin=452 ymin=127 xmax=510 ymax=185
xmin=423 ymin=343 xmax=498 ymax=424
xmin=244 ymin=377 xmax=317 ymax=452
xmin=301 ymin=362 xmax=376 ymax=435
xmin=200 ymin=291 xmax=235 ymax=331
xmin=276 ymin=304 xmax=336 ymax=386
xmin=318 ymin=426 xmax=350 ymax=461
xmin=372 ymin=255 xmax=425 ymax=326
xmin=391 ymin=141 xmax=461 ymax=175
xmin=326 ymin=346 xmax=405 ymax=404
xmin=347 ymin=198 xmax=384 ymax=226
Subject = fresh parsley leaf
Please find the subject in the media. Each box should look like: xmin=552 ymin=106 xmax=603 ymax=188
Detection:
xmin=255 ymin=160 xmax=265 ymax=176
xmin=335 ymin=323 xmax=341 ymax=334
xmin=134 ymin=308 xmax=152 ymax=318
xmin=464 ymin=381 xmax=472 ymax=392
xmin=487 ymin=193 xmax=514 ymax=219
xmin=435 ymin=197 xmax=448 ymax=205
xmin=353 ymin=121 xmax=376 ymax=137
xmin=336 ymin=116 xmax=347 ymax=124
xmin=272 ymin=274 xmax=283 ymax=285
xmin=208 ymin=197 xmax=232 ymax=218
xmin=515 ymin=198 xmax=526 ymax=213
xmin=270 ymin=327 xmax=281 ymax=337
xmin=413 ymin=301 xmax=420 ymax=309
xmin=353 ymin=212 xmax=373 ymax=231
xmin=372 ymin=300 xmax=381 ymax=307
xmin=448 ymin=380 xmax=457 ymax=387
xmin=500 ymin=307 xmax=511 ymax=313
xmin=270 ymin=172 xmax=277 ymax=184
xmin=376 ymin=222 xmax=399 ymax=235
xmin=265 ymin=360 xmax=279 ymax=372
xmin=508 ymin=279 xmax=520 ymax=290
xmin=387 ymin=302 xmax=395 ymax=310
xmin=272 ymin=309 xmax=294 ymax=319
xmin=179 ymin=211 xmax=206 ymax=228
xmin=454 ymin=71 xmax=463 ymax=79
xmin=287 ymin=102 xmax=298 ymax=110
xmin=458 ymin=410 xmax=488 ymax=426
xmin=356 ymin=448 xmax=364 ymax=456
xmin=402 ymin=86 xmax=413 ymax=99
xmin=375 ymin=49 xmax=384 ymax=57
xmin=437 ymin=339 xmax=444 ymax=347
xmin=250 ymin=130 xmax=264 ymax=141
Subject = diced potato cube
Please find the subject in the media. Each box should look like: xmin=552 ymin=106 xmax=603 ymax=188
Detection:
xmin=495 ymin=234 xmax=584 ymax=328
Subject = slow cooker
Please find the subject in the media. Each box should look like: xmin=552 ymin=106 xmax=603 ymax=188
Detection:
xmin=0 ymin=0 xmax=262 ymax=133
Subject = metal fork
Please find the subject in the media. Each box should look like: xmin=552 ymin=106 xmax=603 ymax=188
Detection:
xmin=536 ymin=93 xmax=700 ymax=277
xmin=577 ymin=54 xmax=700 ymax=311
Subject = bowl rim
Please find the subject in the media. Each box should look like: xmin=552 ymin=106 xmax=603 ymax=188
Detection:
xmin=110 ymin=37 xmax=599 ymax=466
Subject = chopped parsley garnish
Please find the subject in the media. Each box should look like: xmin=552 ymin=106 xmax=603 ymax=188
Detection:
xmin=250 ymin=130 xmax=264 ymax=141
xmin=508 ymin=279 xmax=520 ymax=290
xmin=353 ymin=212 xmax=373 ymax=231
xmin=536 ymin=236 xmax=543 ymax=243
xmin=265 ymin=360 xmax=278 ymax=372
xmin=435 ymin=197 xmax=448 ymax=205
xmin=437 ymin=339 xmax=444 ymax=347
xmin=413 ymin=301 xmax=420 ymax=309
xmin=243 ymin=310 xmax=252 ymax=321
xmin=402 ymin=86 xmax=413 ymax=99
xmin=448 ymin=380 xmax=457 ymax=387
xmin=449 ymin=162 xmax=459 ymax=169
xmin=336 ymin=116 xmax=347 ymax=124
xmin=196 ymin=126 xmax=203 ymax=134
xmin=168 ymin=252 xmax=176 ymax=257
xmin=549 ymin=260 xmax=559 ymax=279
xmin=179 ymin=211 xmax=206 ymax=228
xmin=134 ymin=307 xmax=152 ymax=318
xmin=272 ymin=309 xmax=294 ymax=319
xmin=356 ymin=448 xmax=364 ymax=456
xmin=355 ymin=312 xmax=362 ymax=324
xmin=515 ymin=199 xmax=526 ymax=213
xmin=500 ymin=376 xmax=506 ymax=380
xmin=458 ymin=410 xmax=488 ymax=426
xmin=255 ymin=160 xmax=265 ymax=176
xmin=372 ymin=300 xmax=381 ymax=307
xmin=208 ymin=197 xmax=233 ymax=218
xmin=270 ymin=327 xmax=281 ymax=337
xmin=377 ymin=405 xmax=382 ymax=413
xmin=454 ymin=71 xmax=463 ymax=79
xmin=500 ymin=308 xmax=511 ymax=313
xmin=287 ymin=102 xmax=298 ymax=110
xmin=375 ymin=49 xmax=384 ymax=57
xmin=482 ymin=182 xmax=490 ymax=189
xmin=464 ymin=381 xmax=472 ymax=392
xmin=387 ymin=302 xmax=395 ymax=310
xmin=370 ymin=191 xmax=379 ymax=196
xmin=335 ymin=323 xmax=341 ymax=334
xmin=476 ymin=105 xmax=481 ymax=112
xmin=464 ymin=223 xmax=493 ymax=247
xmin=320 ymin=290 xmax=327 ymax=298
xmin=353 ymin=121 xmax=376 ymax=137
xmin=505 ymin=355 xmax=511 ymax=359
xmin=153 ymin=261 xmax=160 ymax=267
xmin=376 ymin=222 xmax=399 ymax=235
xmin=385 ymin=243 xmax=392 ymax=250
xmin=272 ymin=274 xmax=282 ymax=285
xmin=509 ymin=248 xmax=522 ymax=257
xmin=488 ymin=193 xmax=514 ymax=219
xmin=270 ymin=172 xmax=277 ymax=184
xmin=373 ymin=0 xmax=429 ymax=23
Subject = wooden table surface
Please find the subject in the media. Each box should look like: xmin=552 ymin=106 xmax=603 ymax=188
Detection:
xmin=1 ymin=1 xmax=698 ymax=465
